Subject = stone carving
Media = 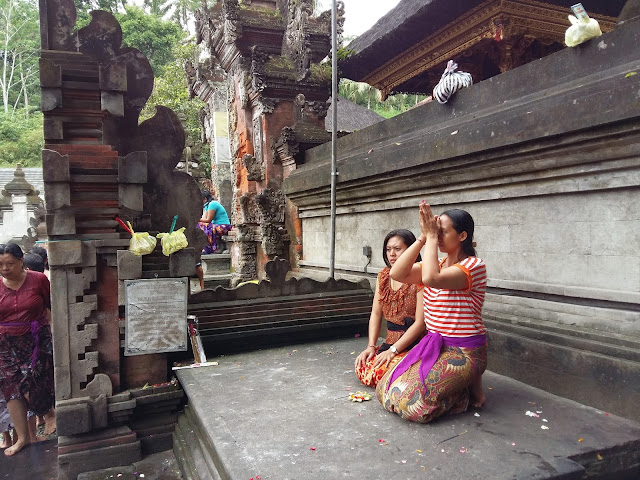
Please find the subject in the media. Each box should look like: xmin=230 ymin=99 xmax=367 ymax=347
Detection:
xmin=242 ymin=153 xmax=264 ymax=182
xmin=272 ymin=126 xmax=299 ymax=165
xmin=238 ymin=193 xmax=261 ymax=224
xmin=222 ymin=0 xmax=242 ymax=44
xmin=283 ymin=0 xmax=313 ymax=81
xmin=309 ymin=100 xmax=330 ymax=118
xmin=261 ymin=222 xmax=287 ymax=257
xmin=254 ymin=96 xmax=277 ymax=115
xmin=250 ymin=46 xmax=270 ymax=93
xmin=264 ymin=256 xmax=290 ymax=286
xmin=256 ymin=188 xmax=285 ymax=223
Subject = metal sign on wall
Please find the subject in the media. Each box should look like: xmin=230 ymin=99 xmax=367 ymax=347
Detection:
xmin=124 ymin=278 xmax=188 ymax=356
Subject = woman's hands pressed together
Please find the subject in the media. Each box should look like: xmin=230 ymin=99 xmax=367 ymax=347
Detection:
xmin=419 ymin=201 xmax=440 ymax=242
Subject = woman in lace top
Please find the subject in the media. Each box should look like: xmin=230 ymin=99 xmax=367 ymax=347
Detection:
xmin=355 ymin=230 xmax=425 ymax=387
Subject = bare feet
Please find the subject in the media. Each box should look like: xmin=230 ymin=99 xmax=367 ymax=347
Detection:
xmin=470 ymin=374 xmax=486 ymax=408
xmin=4 ymin=439 xmax=29 ymax=456
xmin=0 ymin=431 xmax=11 ymax=449
xmin=43 ymin=409 xmax=56 ymax=436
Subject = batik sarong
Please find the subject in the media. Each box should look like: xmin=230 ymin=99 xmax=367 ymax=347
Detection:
xmin=356 ymin=350 xmax=408 ymax=388
xmin=0 ymin=391 xmax=10 ymax=432
xmin=0 ymin=326 xmax=55 ymax=416
xmin=376 ymin=342 xmax=487 ymax=423
xmin=198 ymin=222 xmax=232 ymax=254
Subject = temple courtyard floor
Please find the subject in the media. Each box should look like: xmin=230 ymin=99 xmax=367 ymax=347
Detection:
xmin=2 ymin=337 xmax=639 ymax=479
xmin=174 ymin=337 xmax=640 ymax=479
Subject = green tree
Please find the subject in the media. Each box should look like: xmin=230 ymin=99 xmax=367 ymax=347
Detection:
xmin=0 ymin=0 xmax=40 ymax=115
xmin=338 ymin=79 xmax=428 ymax=119
xmin=0 ymin=110 xmax=43 ymax=166
xmin=140 ymin=41 xmax=203 ymax=150
xmin=143 ymin=0 xmax=172 ymax=17
xmin=114 ymin=6 xmax=184 ymax=76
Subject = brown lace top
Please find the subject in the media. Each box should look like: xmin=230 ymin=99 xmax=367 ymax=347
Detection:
xmin=377 ymin=268 xmax=419 ymax=346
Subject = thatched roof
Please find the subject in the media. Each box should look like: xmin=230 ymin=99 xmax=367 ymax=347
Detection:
xmin=340 ymin=0 xmax=627 ymax=86
xmin=325 ymin=96 xmax=385 ymax=133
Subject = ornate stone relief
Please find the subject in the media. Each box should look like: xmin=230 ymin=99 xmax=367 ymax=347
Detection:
xmin=242 ymin=153 xmax=264 ymax=182
xmin=260 ymin=222 xmax=287 ymax=257
xmin=308 ymin=100 xmax=329 ymax=119
xmin=283 ymin=0 xmax=313 ymax=81
xmin=272 ymin=126 xmax=299 ymax=165
xmin=257 ymin=188 xmax=285 ymax=223
xmin=222 ymin=0 xmax=242 ymax=44
xmin=252 ymin=115 xmax=263 ymax=162
xmin=250 ymin=46 xmax=270 ymax=93
xmin=238 ymin=192 xmax=261 ymax=224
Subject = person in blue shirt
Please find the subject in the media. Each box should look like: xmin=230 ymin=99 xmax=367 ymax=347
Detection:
xmin=197 ymin=189 xmax=232 ymax=254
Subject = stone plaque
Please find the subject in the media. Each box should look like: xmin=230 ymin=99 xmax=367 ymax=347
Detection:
xmin=124 ymin=278 xmax=188 ymax=356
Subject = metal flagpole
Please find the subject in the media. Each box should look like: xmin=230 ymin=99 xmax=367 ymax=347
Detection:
xmin=329 ymin=0 xmax=338 ymax=279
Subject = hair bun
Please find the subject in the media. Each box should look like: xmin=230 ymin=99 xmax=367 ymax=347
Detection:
xmin=472 ymin=241 xmax=477 ymax=248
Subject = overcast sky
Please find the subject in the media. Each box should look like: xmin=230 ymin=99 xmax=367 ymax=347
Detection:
xmin=315 ymin=0 xmax=401 ymax=38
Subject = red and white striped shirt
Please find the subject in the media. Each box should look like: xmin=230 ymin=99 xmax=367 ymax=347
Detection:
xmin=423 ymin=256 xmax=487 ymax=337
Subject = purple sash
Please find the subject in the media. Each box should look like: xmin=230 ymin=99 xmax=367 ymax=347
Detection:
xmin=386 ymin=331 xmax=487 ymax=391
xmin=3 ymin=319 xmax=43 ymax=368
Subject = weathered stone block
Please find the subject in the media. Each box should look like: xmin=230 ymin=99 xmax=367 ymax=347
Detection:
xmin=58 ymin=441 xmax=142 ymax=480
xmin=42 ymin=149 xmax=70 ymax=182
xmin=101 ymin=91 xmax=124 ymax=117
xmin=83 ymin=373 xmax=113 ymax=397
xmin=118 ymin=184 xmax=143 ymax=211
xmin=41 ymin=88 xmax=62 ymax=112
xmin=117 ymin=250 xmax=142 ymax=280
xmin=43 ymin=116 xmax=63 ymax=139
xmin=57 ymin=401 xmax=92 ymax=436
xmin=99 ymin=61 xmax=127 ymax=91
xmin=92 ymin=394 xmax=108 ymax=430
xmin=118 ymin=151 xmax=147 ymax=184
xmin=39 ymin=58 xmax=62 ymax=87
xmin=169 ymin=247 xmax=195 ymax=277
xmin=44 ymin=182 xmax=70 ymax=210
xmin=45 ymin=212 xmax=75 ymax=235
xmin=48 ymin=240 xmax=83 ymax=266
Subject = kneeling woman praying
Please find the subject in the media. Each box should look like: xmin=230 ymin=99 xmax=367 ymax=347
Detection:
xmin=376 ymin=204 xmax=487 ymax=423
xmin=355 ymin=230 xmax=425 ymax=388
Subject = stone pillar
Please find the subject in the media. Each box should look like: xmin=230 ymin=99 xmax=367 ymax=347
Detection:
xmin=190 ymin=0 xmax=342 ymax=281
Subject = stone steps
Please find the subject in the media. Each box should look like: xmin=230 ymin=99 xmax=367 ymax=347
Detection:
xmin=173 ymin=405 xmax=224 ymax=480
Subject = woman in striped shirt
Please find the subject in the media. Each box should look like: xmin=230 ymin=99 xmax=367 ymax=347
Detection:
xmin=375 ymin=203 xmax=487 ymax=423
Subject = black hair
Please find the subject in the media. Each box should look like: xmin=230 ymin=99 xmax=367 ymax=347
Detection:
xmin=440 ymin=209 xmax=476 ymax=257
xmin=24 ymin=253 xmax=45 ymax=272
xmin=30 ymin=246 xmax=48 ymax=269
xmin=382 ymin=229 xmax=422 ymax=268
xmin=201 ymin=189 xmax=213 ymax=202
xmin=0 ymin=242 xmax=24 ymax=260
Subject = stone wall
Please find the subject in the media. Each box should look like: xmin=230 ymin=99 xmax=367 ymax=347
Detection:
xmin=284 ymin=14 xmax=640 ymax=420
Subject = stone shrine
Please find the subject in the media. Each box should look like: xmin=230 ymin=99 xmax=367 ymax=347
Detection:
xmin=188 ymin=0 xmax=343 ymax=283
xmin=38 ymin=0 xmax=205 ymax=477
xmin=0 ymin=164 xmax=43 ymax=244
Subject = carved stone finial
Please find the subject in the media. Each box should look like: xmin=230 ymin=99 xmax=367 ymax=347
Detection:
xmin=264 ymin=256 xmax=290 ymax=285
xmin=3 ymin=164 xmax=37 ymax=196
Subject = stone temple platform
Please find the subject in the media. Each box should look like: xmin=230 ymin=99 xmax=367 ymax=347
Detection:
xmin=174 ymin=337 xmax=640 ymax=480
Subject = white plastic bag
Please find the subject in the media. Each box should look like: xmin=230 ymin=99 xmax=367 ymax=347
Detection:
xmin=565 ymin=14 xmax=602 ymax=47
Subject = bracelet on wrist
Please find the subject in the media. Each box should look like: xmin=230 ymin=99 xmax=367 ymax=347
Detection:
xmin=368 ymin=344 xmax=377 ymax=348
